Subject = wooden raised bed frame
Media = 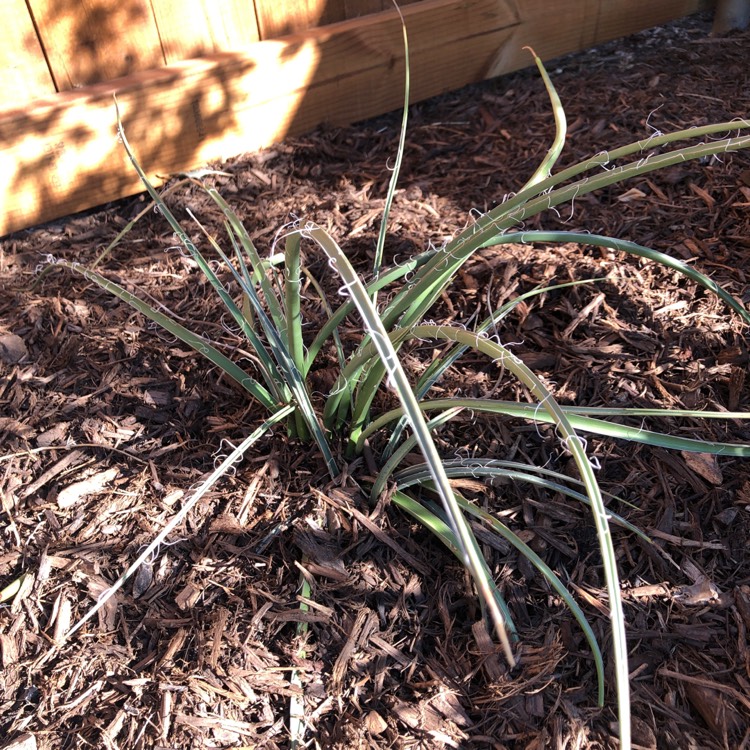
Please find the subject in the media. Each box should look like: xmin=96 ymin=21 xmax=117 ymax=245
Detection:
xmin=0 ymin=0 xmax=712 ymax=236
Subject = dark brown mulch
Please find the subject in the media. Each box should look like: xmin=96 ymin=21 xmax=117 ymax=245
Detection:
xmin=2 ymin=11 xmax=750 ymax=750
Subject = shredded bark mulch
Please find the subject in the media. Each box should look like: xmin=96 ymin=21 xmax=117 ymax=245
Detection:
xmin=2 ymin=12 xmax=750 ymax=749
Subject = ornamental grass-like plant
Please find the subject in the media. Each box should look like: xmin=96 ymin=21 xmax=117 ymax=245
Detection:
xmin=50 ymin=25 xmax=750 ymax=750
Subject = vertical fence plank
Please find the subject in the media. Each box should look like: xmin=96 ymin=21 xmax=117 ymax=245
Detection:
xmin=254 ymin=0 xmax=348 ymax=38
xmin=0 ymin=0 xmax=56 ymax=102
xmin=344 ymin=0 xmax=422 ymax=18
xmin=344 ymin=0 xmax=387 ymax=15
xmin=151 ymin=0 xmax=260 ymax=62
xmin=26 ymin=0 xmax=164 ymax=90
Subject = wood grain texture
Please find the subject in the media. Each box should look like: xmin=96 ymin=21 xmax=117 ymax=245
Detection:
xmin=0 ymin=0 xmax=57 ymax=103
xmin=483 ymin=0 xmax=709 ymax=77
xmin=255 ymin=0 xmax=348 ymax=38
xmin=343 ymin=0 xmax=423 ymax=20
xmin=26 ymin=0 xmax=164 ymax=90
xmin=151 ymin=0 xmax=260 ymax=62
xmin=1 ymin=0 xmax=710 ymax=235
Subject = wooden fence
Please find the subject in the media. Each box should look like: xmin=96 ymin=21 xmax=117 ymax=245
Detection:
xmin=0 ymin=0 xmax=711 ymax=235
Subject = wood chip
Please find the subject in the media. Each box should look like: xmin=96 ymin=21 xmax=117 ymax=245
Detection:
xmin=0 ymin=333 xmax=28 ymax=364
xmin=52 ymin=594 xmax=72 ymax=645
xmin=208 ymin=608 xmax=229 ymax=669
xmin=1 ymin=734 xmax=37 ymax=750
xmin=157 ymin=628 xmax=188 ymax=669
xmin=0 ymin=418 xmax=34 ymax=439
xmin=331 ymin=609 xmax=377 ymax=694
xmin=9 ymin=572 xmax=34 ymax=614
xmin=0 ymin=632 xmax=19 ymax=668
xmin=681 ymin=451 xmax=723 ymax=485
xmin=21 ymin=448 xmax=86 ymax=499
xmin=684 ymin=680 xmax=743 ymax=736
xmin=365 ymin=709 xmax=388 ymax=735
xmin=674 ymin=577 xmax=721 ymax=606
xmin=174 ymin=582 xmax=202 ymax=611
xmin=316 ymin=488 xmax=430 ymax=576
xmin=471 ymin=620 xmax=506 ymax=681
xmin=57 ymin=467 xmax=119 ymax=508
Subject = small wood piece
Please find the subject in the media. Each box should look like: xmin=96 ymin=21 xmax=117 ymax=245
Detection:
xmin=2 ymin=735 xmax=37 ymax=750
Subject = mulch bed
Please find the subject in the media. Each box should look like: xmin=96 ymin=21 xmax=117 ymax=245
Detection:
xmin=2 ymin=11 xmax=750 ymax=749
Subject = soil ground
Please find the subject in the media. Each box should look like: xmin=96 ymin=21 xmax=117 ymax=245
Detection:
xmin=2 ymin=12 xmax=750 ymax=750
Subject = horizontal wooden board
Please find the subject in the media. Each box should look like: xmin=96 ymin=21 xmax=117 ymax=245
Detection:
xmin=484 ymin=0 xmax=709 ymax=77
xmin=254 ymin=0 xmax=424 ymax=38
xmin=1 ymin=0 xmax=709 ymax=236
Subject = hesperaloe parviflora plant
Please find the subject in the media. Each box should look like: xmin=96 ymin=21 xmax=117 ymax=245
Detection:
xmin=47 ymin=18 xmax=750 ymax=750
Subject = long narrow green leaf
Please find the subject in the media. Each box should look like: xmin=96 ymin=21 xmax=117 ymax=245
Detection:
xmin=389 ymin=490 xmax=514 ymax=651
xmin=298 ymin=223 xmax=519 ymax=664
xmin=377 ymin=133 xmax=750 ymax=340
xmin=359 ymin=396 xmax=750 ymax=458
xmin=451 ymin=134 xmax=750 ymax=258
xmin=299 ymin=266 xmax=347 ymax=377
xmin=186 ymin=211 xmax=290 ymax=401
xmin=306 ymin=247 xmax=435 ymax=375
xmin=397 ymin=488 xmax=605 ymax=707
xmin=341 ymin=131 xmax=750 ymax=443
xmin=116 ymin=106 xmax=287 ymax=398
xmin=391 ymin=486 xmax=604 ymax=705
xmin=391 ymin=459 xmax=647 ymax=540
xmin=290 ymin=568 xmax=311 ymax=749
xmin=391 ymin=489 xmax=458 ymax=551
xmin=90 ymin=177 xmax=193 ymax=269
xmin=372 ymin=2 xmax=410 ymax=285
xmin=195 ymin=217 xmax=337 ymax=473
xmin=382 ymin=278 xmax=598 ymax=461
xmin=114 ymin=102 xmax=294 ymax=411
xmin=284 ymin=232 xmax=309 ymax=438
xmin=285 ymin=232 xmax=305 ymax=373
xmin=519 ymin=47 xmax=567 ymax=190
xmin=319 ymin=250 xmax=437 ymax=430
xmin=343 ymin=319 xmax=626 ymax=719
xmin=371 ymin=407 xmax=464 ymax=501
xmin=508 ymin=117 xmax=750 ymax=212
xmin=299 ymin=264 xmax=354 ymax=419
xmin=228 ymin=255 xmax=339 ymax=476
xmin=80 ymin=117 xmax=336 ymax=473
xmin=205 ymin=189 xmax=287 ymax=334
xmin=395 ymin=456 xmax=633 ymax=503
